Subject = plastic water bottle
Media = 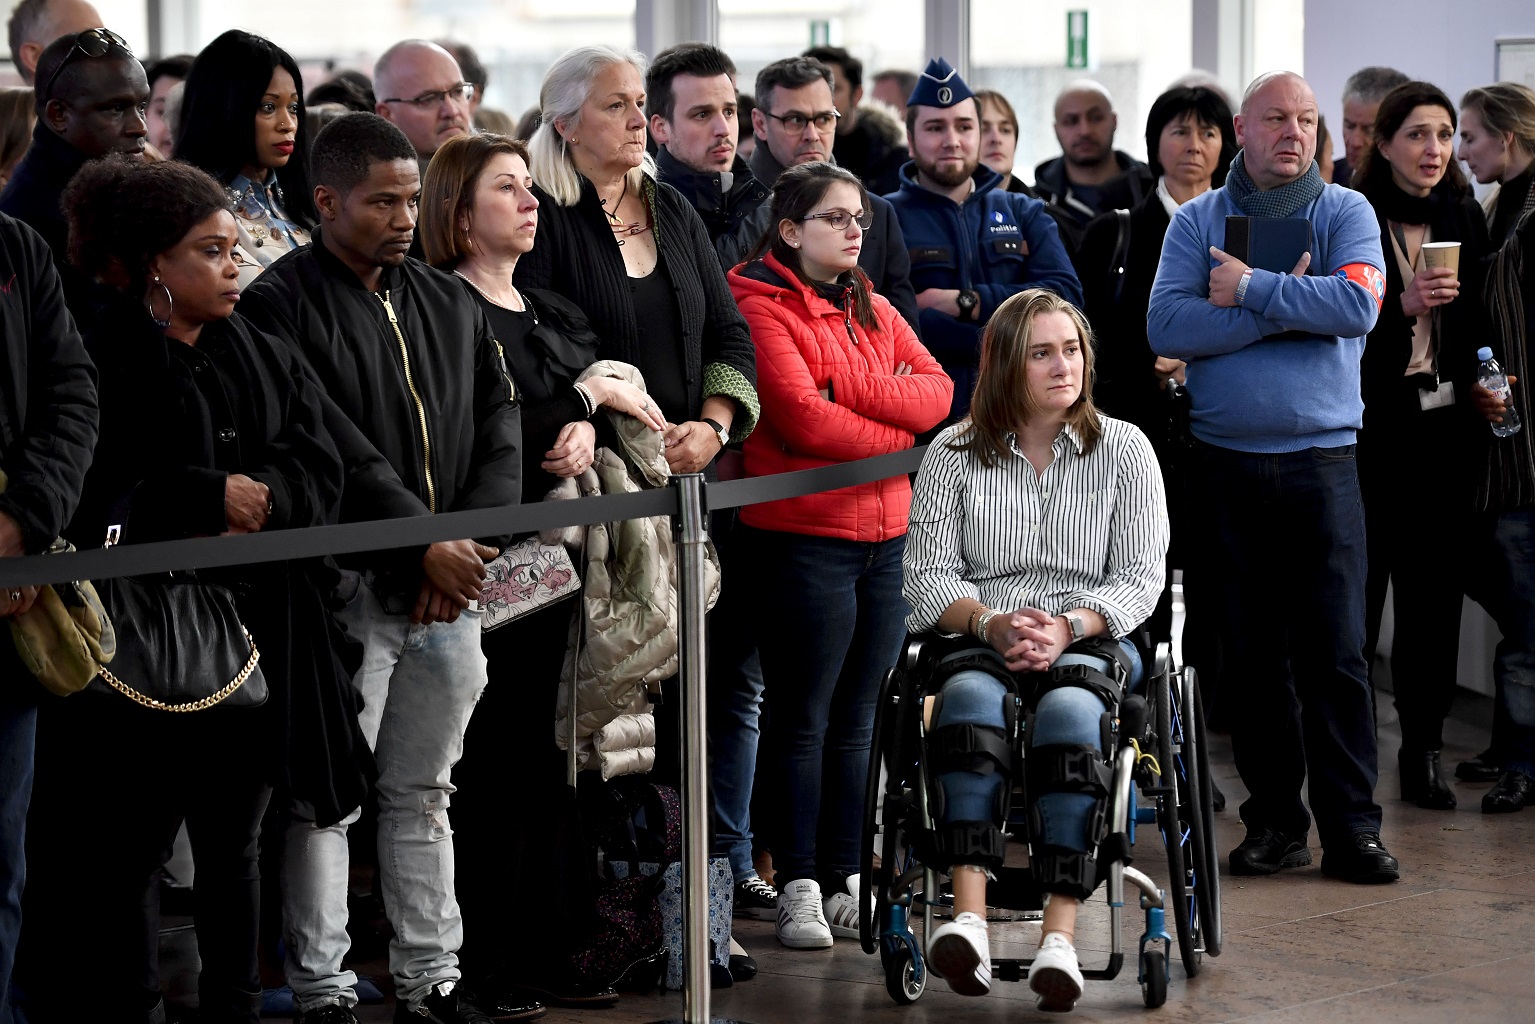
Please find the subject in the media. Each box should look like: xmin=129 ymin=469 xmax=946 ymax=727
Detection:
xmin=1477 ymin=347 xmax=1523 ymax=438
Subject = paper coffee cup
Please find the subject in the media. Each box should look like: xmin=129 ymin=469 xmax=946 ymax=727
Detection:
xmin=1422 ymin=241 xmax=1461 ymax=273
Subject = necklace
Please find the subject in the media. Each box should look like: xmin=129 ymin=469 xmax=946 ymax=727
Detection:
xmin=454 ymin=269 xmax=533 ymax=318
xmin=601 ymin=176 xmax=649 ymax=246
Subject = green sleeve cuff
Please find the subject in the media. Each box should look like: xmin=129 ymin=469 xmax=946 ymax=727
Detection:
xmin=703 ymin=362 xmax=759 ymax=442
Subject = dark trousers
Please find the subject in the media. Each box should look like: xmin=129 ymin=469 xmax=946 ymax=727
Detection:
xmin=1360 ymin=411 xmax=1472 ymax=752
xmin=1470 ymin=507 xmax=1535 ymax=778
xmin=746 ymin=526 xmax=908 ymax=888
xmin=16 ymin=699 xmax=270 ymax=1024
xmin=0 ymin=649 xmax=36 ymax=1024
xmin=706 ymin=509 xmax=766 ymax=879
xmin=1195 ymin=442 xmax=1382 ymax=848
xmin=454 ymin=599 xmax=594 ymax=983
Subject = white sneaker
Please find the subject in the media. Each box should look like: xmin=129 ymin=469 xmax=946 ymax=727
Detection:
xmin=775 ymin=878 xmax=833 ymax=949
xmin=927 ymin=911 xmax=991 ymax=996
xmin=822 ymin=873 xmax=862 ymax=939
xmin=1029 ymin=932 xmax=1084 ymax=1012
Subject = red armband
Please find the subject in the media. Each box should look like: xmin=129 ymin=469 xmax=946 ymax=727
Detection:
xmin=1334 ymin=263 xmax=1386 ymax=310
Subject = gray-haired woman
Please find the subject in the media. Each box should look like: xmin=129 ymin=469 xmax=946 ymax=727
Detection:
xmin=513 ymin=44 xmax=758 ymax=473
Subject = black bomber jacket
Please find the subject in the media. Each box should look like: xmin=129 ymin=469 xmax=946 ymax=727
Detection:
xmin=239 ymin=232 xmax=522 ymax=554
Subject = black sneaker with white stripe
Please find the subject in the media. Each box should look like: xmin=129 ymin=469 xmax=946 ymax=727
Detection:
xmin=734 ymin=875 xmax=778 ymax=919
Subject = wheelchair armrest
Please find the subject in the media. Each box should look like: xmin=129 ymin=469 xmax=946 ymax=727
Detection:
xmin=1151 ymin=642 xmax=1170 ymax=681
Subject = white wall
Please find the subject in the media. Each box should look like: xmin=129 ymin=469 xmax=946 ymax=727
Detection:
xmin=1304 ymin=0 xmax=1535 ymax=163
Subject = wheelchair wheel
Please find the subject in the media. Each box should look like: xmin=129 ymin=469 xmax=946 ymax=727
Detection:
xmin=1186 ymin=668 xmax=1223 ymax=957
xmin=1152 ymin=665 xmax=1203 ymax=978
xmin=884 ymin=944 xmax=926 ymax=1004
xmin=1140 ymin=948 xmax=1168 ymax=1009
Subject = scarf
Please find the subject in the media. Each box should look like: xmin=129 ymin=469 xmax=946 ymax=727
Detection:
xmin=1480 ymin=214 xmax=1535 ymax=512
xmin=1225 ymin=152 xmax=1326 ymax=218
xmin=1367 ymin=178 xmax=1458 ymax=227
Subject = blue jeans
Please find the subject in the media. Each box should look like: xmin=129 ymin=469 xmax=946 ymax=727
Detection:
xmin=707 ymin=510 xmax=766 ymax=881
xmin=1477 ymin=508 xmax=1535 ymax=778
xmin=1196 ymin=442 xmax=1381 ymax=847
xmin=936 ymin=643 xmax=1141 ymax=865
xmin=282 ymin=570 xmax=487 ymax=1011
xmin=0 ymin=652 xmax=36 ymax=1024
xmin=747 ymin=527 xmax=909 ymax=888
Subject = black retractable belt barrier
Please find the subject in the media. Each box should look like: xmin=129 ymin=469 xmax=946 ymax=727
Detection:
xmin=0 ymin=443 xmax=931 ymax=1024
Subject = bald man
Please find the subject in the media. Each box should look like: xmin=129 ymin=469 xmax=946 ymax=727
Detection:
xmin=6 ymin=0 xmax=100 ymax=84
xmin=374 ymin=39 xmax=473 ymax=169
xmin=1147 ymin=71 xmax=1396 ymax=886
xmin=1032 ymin=81 xmax=1153 ymax=246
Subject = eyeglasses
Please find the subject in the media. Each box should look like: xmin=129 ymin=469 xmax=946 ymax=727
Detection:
xmin=42 ymin=28 xmax=132 ymax=103
xmin=380 ymin=83 xmax=475 ymax=109
xmin=765 ymin=109 xmax=840 ymax=133
xmin=803 ymin=208 xmax=873 ymax=231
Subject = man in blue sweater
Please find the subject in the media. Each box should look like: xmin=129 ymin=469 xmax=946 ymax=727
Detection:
xmin=886 ymin=58 xmax=1080 ymax=422
xmin=1148 ymin=71 xmax=1398 ymax=884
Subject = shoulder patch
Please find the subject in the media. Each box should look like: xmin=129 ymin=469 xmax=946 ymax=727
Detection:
xmin=1335 ymin=263 xmax=1385 ymax=310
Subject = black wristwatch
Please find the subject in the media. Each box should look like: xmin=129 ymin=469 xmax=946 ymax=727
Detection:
xmin=702 ymin=417 xmax=730 ymax=448
xmin=955 ymin=289 xmax=980 ymax=322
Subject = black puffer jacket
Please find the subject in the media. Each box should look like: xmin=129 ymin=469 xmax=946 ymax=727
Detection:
xmin=240 ymin=233 xmax=523 ymax=549
xmin=0 ymin=213 xmax=97 ymax=554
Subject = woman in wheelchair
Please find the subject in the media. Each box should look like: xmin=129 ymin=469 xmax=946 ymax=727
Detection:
xmin=902 ymin=289 xmax=1169 ymax=1010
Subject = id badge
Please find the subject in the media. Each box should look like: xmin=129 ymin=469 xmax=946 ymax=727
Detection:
xmin=1419 ymin=380 xmax=1456 ymax=411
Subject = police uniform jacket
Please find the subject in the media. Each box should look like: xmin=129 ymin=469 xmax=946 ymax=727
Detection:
xmin=885 ymin=163 xmax=1082 ymax=421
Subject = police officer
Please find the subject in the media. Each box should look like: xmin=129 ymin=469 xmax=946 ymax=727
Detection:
xmin=886 ymin=58 xmax=1082 ymax=423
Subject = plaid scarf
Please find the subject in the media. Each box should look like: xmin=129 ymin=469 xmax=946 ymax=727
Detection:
xmin=1225 ymin=152 xmax=1326 ymax=219
xmin=1481 ymin=212 xmax=1535 ymax=512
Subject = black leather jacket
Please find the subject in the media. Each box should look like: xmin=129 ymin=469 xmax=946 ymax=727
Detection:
xmin=240 ymin=233 xmax=522 ymax=549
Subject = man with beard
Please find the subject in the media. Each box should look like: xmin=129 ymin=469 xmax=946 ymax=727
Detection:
xmin=887 ymin=58 xmax=1080 ymax=422
xmin=1033 ymin=81 xmax=1154 ymax=249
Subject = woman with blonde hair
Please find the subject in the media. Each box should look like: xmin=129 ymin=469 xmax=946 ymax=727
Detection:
xmin=1460 ymin=82 xmax=1535 ymax=246
xmin=904 ymin=288 xmax=1167 ymax=1011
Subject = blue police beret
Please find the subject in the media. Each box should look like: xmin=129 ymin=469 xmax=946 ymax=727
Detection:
xmin=907 ymin=57 xmax=975 ymax=110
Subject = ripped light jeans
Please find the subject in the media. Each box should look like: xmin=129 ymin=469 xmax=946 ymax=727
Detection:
xmin=282 ymin=570 xmax=487 ymax=1011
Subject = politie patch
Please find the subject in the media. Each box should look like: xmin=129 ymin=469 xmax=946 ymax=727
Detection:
xmin=1335 ymin=263 xmax=1386 ymax=310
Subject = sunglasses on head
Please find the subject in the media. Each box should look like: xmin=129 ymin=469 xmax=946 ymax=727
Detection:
xmin=43 ymin=28 xmax=133 ymax=103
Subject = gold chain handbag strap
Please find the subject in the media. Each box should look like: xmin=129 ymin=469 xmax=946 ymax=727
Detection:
xmin=95 ymin=626 xmax=261 ymax=713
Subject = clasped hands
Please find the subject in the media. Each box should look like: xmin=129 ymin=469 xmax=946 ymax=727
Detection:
xmin=986 ymin=605 xmax=1072 ymax=673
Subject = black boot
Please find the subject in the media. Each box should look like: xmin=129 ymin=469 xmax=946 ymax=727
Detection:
xmin=1399 ymin=749 xmax=1456 ymax=809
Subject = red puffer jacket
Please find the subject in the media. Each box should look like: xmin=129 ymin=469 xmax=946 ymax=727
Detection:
xmin=728 ymin=252 xmax=953 ymax=541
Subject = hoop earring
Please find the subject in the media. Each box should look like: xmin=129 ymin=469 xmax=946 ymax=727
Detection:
xmin=146 ymin=274 xmax=173 ymax=329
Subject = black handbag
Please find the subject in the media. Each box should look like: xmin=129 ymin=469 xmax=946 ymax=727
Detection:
xmin=88 ymin=570 xmax=268 ymax=712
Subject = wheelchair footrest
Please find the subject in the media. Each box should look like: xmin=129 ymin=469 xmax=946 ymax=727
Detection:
xmin=988 ymin=953 xmax=1123 ymax=984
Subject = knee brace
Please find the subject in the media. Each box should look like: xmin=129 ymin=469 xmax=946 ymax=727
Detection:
xmin=923 ymin=651 xmax=1019 ymax=872
xmin=1024 ymin=652 xmax=1126 ymax=901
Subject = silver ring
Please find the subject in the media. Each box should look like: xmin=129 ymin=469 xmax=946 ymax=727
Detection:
xmin=7 ymin=589 xmax=20 ymax=602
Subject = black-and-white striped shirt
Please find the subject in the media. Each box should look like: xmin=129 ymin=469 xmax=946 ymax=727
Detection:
xmin=903 ymin=416 xmax=1169 ymax=637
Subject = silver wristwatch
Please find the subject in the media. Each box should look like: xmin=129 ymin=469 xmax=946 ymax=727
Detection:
xmin=1064 ymin=613 xmax=1085 ymax=642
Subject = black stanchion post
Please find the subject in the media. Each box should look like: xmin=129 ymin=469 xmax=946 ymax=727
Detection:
xmin=651 ymin=473 xmax=750 ymax=1024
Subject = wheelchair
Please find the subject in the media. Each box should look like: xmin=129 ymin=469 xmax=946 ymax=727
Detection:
xmin=858 ymin=631 xmax=1222 ymax=1009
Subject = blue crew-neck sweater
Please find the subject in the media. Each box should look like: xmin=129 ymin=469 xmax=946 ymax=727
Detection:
xmin=1146 ymin=183 xmax=1384 ymax=453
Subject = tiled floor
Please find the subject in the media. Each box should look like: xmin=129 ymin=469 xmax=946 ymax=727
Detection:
xmin=165 ymin=696 xmax=1535 ymax=1023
